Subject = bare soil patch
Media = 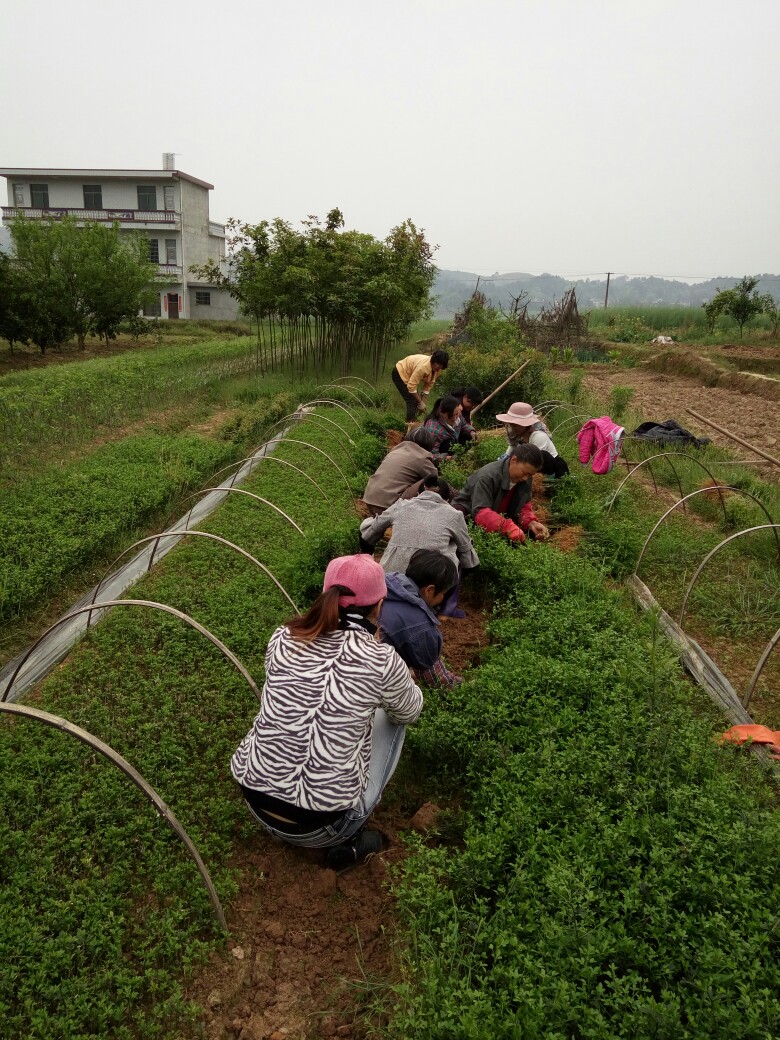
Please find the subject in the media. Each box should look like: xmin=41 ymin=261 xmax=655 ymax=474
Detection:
xmin=577 ymin=366 xmax=780 ymax=474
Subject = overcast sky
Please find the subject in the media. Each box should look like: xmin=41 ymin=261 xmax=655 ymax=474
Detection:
xmin=3 ymin=0 xmax=778 ymax=278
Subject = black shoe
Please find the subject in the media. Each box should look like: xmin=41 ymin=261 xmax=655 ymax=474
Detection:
xmin=324 ymin=829 xmax=384 ymax=872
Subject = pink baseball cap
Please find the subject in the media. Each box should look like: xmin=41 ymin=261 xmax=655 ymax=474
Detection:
xmin=323 ymin=554 xmax=387 ymax=608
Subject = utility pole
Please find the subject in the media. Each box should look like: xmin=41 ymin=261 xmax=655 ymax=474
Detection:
xmin=604 ymin=272 xmax=612 ymax=309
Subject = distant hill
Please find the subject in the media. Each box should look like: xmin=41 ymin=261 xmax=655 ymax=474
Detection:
xmin=432 ymin=270 xmax=780 ymax=319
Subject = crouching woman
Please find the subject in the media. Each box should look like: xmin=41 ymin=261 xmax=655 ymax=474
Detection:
xmin=231 ymin=554 xmax=422 ymax=869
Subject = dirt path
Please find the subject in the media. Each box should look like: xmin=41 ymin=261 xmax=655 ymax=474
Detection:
xmin=578 ymin=365 xmax=780 ymax=466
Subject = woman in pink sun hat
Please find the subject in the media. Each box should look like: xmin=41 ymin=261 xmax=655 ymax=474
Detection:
xmin=495 ymin=402 xmax=569 ymax=478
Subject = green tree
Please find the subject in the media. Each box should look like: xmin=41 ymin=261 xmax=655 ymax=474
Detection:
xmin=703 ymin=276 xmax=765 ymax=337
xmin=0 ymin=251 xmax=33 ymax=351
xmin=192 ymin=210 xmax=436 ymax=376
xmin=760 ymin=293 xmax=780 ymax=338
xmin=10 ymin=215 xmax=158 ymax=351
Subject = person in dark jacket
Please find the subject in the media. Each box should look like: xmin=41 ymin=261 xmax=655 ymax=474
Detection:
xmin=452 ymin=443 xmax=549 ymax=544
xmin=380 ymin=549 xmax=461 ymax=688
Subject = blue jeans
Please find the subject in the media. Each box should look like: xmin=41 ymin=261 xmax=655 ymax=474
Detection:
xmin=245 ymin=709 xmax=406 ymax=849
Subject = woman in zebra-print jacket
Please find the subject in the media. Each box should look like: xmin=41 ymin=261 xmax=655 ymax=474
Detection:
xmin=231 ymin=554 xmax=423 ymax=866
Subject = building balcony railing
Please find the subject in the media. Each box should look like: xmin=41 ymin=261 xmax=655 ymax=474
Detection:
xmin=156 ymin=264 xmax=183 ymax=279
xmin=2 ymin=206 xmax=180 ymax=225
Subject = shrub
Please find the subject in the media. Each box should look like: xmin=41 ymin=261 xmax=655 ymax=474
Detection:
xmin=567 ymin=367 xmax=584 ymax=403
xmin=609 ymin=385 xmax=635 ymax=419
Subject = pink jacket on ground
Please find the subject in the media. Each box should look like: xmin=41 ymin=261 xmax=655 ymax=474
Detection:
xmin=576 ymin=416 xmax=625 ymax=475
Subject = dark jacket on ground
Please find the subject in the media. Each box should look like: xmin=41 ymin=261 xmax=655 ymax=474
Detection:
xmin=362 ymin=441 xmax=439 ymax=515
xmin=452 ymin=456 xmax=539 ymax=542
xmin=631 ymin=419 xmax=711 ymax=449
xmin=380 ymin=572 xmax=442 ymax=671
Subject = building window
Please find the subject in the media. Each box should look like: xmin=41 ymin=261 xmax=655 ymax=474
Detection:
xmin=148 ymin=239 xmax=159 ymax=264
xmin=137 ymin=185 xmax=157 ymax=210
xmin=195 ymin=291 xmax=211 ymax=306
xmin=165 ymin=239 xmax=177 ymax=265
xmin=163 ymin=185 xmax=175 ymax=211
xmin=13 ymin=184 xmax=24 ymax=206
xmin=30 ymin=184 xmax=49 ymax=208
xmin=143 ymin=296 xmax=162 ymax=317
xmin=83 ymin=184 xmax=102 ymax=208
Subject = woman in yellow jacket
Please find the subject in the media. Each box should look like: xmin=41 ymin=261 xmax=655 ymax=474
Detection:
xmin=392 ymin=349 xmax=449 ymax=421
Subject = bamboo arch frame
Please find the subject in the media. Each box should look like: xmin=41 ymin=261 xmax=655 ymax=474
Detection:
xmin=263 ymin=413 xmax=357 ymax=462
xmin=2 ymin=599 xmax=262 ymax=705
xmin=606 ymin=452 xmax=724 ymax=515
xmin=744 ymin=628 xmax=780 ymax=709
xmin=89 ymin=534 xmax=300 ymax=618
xmin=298 ymin=399 xmax=362 ymax=431
xmin=254 ymin=437 xmax=357 ymax=505
xmin=318 ymin=381 xmax=377 ymax=408
xmin=678 ymin=525 xmax=780 ymax=629
xmin=0 ymin=701 xmax=228 ymax=932
xmin=209 ymin=455 xmax=334 ymax=505
xmin=634 ymin=486 xmax=777 ymax=576
xmin=178 ymin=488 xmax=305 ymax=536
xmin=314 ymin=383 xmax=375 ymax=409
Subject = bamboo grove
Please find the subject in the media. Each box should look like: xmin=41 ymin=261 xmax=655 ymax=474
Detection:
xmin=192 ymin=209 xmax=436 ymax=376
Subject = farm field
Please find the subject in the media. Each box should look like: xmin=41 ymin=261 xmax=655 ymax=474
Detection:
xmin=0 ymin=322 xmax=447 ymax=668
xmin=3 ymin=317 xmax=780 ymax=1038
xmin=578 ymin=364 xmax=780 ymax=466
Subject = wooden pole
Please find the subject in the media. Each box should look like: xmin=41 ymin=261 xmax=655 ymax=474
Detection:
xmin=685 ymin=408 xmax=780 ymax=469
xmin=604 ymin=272 xmax=612 ymax=309
xmin=469 ymin=359 xmax=531 ymax=419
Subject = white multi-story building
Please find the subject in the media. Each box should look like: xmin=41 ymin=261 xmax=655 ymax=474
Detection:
xmin=0 ymin=154 xmax=238 ymax=320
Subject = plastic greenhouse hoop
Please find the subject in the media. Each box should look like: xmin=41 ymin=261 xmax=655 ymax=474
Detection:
xmin=298 ymin=399 xmax=362 ymax=431
xmin=330 ymin=376 xmax=378 ymax=403
xmin=89 ymin=534 xmax=299 ymax=619
xmin=3 ymin=598 xmax=261 ymax=705
xmin=679 ymin=525 xmax=780 ymax=629
xmin=0 ymin=701 xmax=228 ymax=932
xmin=209 ymin=455 xmax=333 ymax=506
xmin=744 ymin=628 xmax=780 ymax=709
xmin=549 ymin=413 xmax=593 ymax=436
xmin=331 ymin=375 xmax=377 ymax=391
xmin=263 ymin=413 xmax=357 ymax=461
xmin=606 ymin=452 xmax=724 ymax=515
xmin=178 ymin=488 xmax=305 ymax=535
xmin=634 ymin=485 xmax=777 ymax=576
xmin=254 ymin=437 xmax=356 ymax=503
xmin=314 ymin=383 xmax=374 ymax=409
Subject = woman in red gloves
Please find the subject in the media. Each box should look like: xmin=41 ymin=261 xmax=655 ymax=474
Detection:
xmin=452 ymin=443 xmax=549 ymax=544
